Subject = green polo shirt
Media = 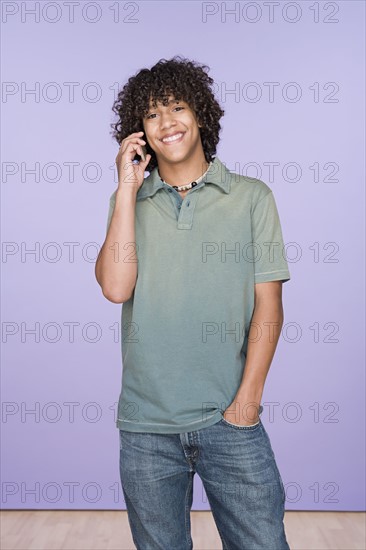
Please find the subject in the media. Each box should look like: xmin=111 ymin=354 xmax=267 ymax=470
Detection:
xmin=106 ymin=156 xmax=291 ymax=434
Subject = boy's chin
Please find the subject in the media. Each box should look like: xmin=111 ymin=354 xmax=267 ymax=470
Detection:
xmin=158 ymin=151 xmax=190 ymax=164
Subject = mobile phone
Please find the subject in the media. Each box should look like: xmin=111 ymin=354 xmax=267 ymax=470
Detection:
xmin=134 ymin=145 xmax=147 ymax=163
xmin=140 ymin=144 xmax=146 ymax=162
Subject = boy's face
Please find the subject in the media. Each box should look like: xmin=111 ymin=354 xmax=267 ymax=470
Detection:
xmin=142 ymin=94 xmax=204 ymax=165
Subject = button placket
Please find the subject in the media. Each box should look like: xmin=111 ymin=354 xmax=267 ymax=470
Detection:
xmin=163 ymin=181 xmax=202 ymax=228
xmin=177 ymin=192 xmax=199 ymax=230
xmin=164 ymin=185 xmax=183 ymax=215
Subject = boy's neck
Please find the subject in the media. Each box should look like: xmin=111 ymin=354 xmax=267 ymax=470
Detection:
xmin=157 ymin=152 xmax=210 ymax=187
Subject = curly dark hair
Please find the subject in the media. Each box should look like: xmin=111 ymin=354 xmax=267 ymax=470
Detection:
xmin=110 ymin=55 xmax=225 ymax=172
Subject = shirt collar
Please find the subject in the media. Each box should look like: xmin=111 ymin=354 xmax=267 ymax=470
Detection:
xmin=136 ymin=156 xmax=232 ymax=201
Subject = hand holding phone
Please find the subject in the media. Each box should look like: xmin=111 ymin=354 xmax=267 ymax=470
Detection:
xmin=115 ymin=131 xmax=151 ymax=193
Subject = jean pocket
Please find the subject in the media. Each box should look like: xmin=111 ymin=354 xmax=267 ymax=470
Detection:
xmin=220 ymin=404 xmax=263 ymax=430
xmin=221 ymin=415 xmax=262 ymax=430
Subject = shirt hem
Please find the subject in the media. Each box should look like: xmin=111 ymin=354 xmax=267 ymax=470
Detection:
xmin=116 ymin=410 xmax=223 ymax=434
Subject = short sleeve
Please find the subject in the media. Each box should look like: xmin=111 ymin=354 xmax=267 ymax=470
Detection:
xmin=106 ymin=190 xmax=117 ymax=234
xmin=251 ymin=191 xmax=291 ymax=284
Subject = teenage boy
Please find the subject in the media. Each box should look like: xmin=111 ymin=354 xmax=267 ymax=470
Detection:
xmin=95 ymin=56 xmax=291 ymax=550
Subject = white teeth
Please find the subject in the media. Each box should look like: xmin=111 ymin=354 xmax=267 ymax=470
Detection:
xmin=162 ymin=133 xmax=183 ymax=143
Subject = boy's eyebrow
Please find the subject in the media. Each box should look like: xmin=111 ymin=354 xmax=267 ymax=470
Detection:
xmin=147 ymin=98 xmax=183 ymax=111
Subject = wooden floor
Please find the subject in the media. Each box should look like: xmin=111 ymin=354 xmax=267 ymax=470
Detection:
xmin=1 ymin=510 xmax=365 ymax=549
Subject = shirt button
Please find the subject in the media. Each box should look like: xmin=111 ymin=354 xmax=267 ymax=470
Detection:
xmin=168 ymin=188 xmax=172 ymax=193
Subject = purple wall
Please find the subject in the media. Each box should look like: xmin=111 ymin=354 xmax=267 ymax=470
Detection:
xmin=1 ymin=0 xmax=365 ymax=511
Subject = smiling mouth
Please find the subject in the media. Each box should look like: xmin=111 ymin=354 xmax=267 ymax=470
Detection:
xmin=161 ymin=132 xmax=185 ymax=145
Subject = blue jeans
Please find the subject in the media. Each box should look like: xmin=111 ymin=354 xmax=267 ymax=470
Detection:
xmin=119 ymin=412 xmax=290 ymax=550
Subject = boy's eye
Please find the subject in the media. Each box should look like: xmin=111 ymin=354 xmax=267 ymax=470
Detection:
xmin=145 ymin=106 xmax=184 ymax=119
